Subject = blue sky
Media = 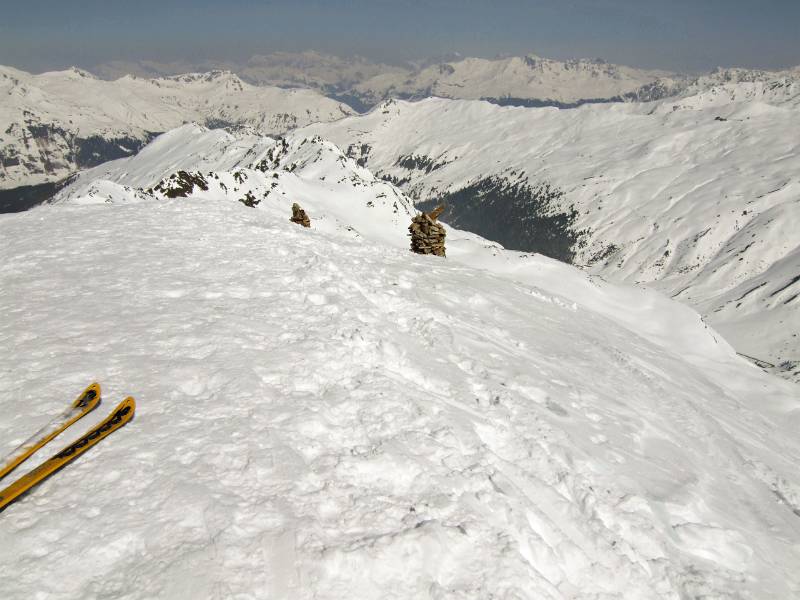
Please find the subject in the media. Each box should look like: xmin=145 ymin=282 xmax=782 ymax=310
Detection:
xmin=1 ymin=0 xmax=798 ymax=72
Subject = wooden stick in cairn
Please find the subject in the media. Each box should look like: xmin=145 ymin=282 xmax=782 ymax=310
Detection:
xmin=409 ymin=205 xmax=446 ymax=257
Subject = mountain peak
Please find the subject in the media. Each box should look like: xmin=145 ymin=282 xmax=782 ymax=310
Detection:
xmin=67 ymin=66 xmax=96 ymax=79
xmin=163 ymin=69 xmax=244 ymax=85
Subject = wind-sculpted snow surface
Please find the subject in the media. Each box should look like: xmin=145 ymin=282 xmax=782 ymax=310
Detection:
xmin=2 ymin=174 xmax=800 ymax=597
xmin=299 ymin=80 xmax=800 ymax=380
xmin=0 ymin=66 xmax=353 ymax=189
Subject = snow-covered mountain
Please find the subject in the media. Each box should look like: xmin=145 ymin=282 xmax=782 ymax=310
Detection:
xmin=349 ymin=54 xmax=676 ymax=108
xmin=91 ymin=51 xmax=407 ymax=90
xmin=93 ymin=52 xmax=676 ymax=110
xmin=92 ymin=53 xmax=800 ymax=112
xmin=231 ymin=51 xmax=409 ymax=97
xmin=2 ymin=124 xmax=799 ymax=598
xmin=619 ymin=65 xmax=800 ymax=103
xmin=298 ymin=74 xmax=800 ymax=381
xmin=50 ymin=124 xmax=414 ymax=249
xmin=0 ymin=66 xmax=353 ymax=190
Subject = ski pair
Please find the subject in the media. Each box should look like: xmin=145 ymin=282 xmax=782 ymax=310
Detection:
xmin=0 ymin=383 xmax=135 ymax=512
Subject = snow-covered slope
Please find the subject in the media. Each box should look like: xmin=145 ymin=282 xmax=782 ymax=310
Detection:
xmin=0 ymin=66 xmax=353 ymax=189
xmin=1 ymin=129 xmax=800 ymax=597
xmin=621 ymin=65 xmax=800 ymax=104
xmin=298 ymin=77 xmax=800 ymax=381
xmin=51 ymin=124 xmax=414 ymax=246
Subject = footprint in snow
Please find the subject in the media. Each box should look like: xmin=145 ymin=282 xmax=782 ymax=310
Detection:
xmin=546 ymin=399 xmax=569 ymax=417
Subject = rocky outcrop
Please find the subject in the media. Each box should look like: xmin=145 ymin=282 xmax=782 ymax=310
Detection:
xmin=150 ymin=171 xmax=209 ymax=198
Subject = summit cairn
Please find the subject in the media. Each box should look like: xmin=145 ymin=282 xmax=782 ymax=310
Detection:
xmin=409 ymin=205 xmax=446 ymax=257
xmin=290 ymin=203 xmax=311 ymax=227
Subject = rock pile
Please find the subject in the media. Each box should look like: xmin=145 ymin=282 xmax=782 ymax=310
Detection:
xmin=290 ymin=203 xmax=311 ymax=227
xmin=409 ymin=205 xmax=446 ymax=257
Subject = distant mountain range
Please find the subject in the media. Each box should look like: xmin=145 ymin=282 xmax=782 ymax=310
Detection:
xmin=93 ymin=51 xmax=678 ymax=110
xmin=0 ymin=65 xmax=353 ymax=190
xmin=89 ymin=51 xmax=800 ymax=110
xmin=4 ymin=53 xmax=798 ymax=194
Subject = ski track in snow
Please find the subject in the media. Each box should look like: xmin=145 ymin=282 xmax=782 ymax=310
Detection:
xmin=1 ymin=199 xmax=799 ymax=599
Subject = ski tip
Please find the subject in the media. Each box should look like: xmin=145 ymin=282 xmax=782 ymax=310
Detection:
xmin=116 ymin=397 xmax=136 ymax=423
xmin=73 ymin=382 xmax=102 ymax=409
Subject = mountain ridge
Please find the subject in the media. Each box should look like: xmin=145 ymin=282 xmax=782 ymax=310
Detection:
xmin=4 ymin=54 xmax=798 ymax=193
xmin=86 ymin=51 xmax=800 ymax=110
xmin=0 ymin=65 xmax=354 ymax=190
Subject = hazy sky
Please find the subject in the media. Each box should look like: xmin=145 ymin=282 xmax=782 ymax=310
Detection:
xmin=1 ymin=0 xmax=798 ymax=73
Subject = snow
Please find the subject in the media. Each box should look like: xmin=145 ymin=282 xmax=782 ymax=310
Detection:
xmin=91 ymin=52 xmax=676 ymax=109
xmin=0 ymin=66 xmax=354 ymax=189
xmin=88 ymin=52 xmax=800 ymax=114
xmin=298 ymin=80 xmax=800 ymax=380
xmin=1 ymin=131 xmax=800 ymax=598
xmin=51 ymin=124 xmax=415 ymax=247
xmin=350 ymin=54 xmax=673 ymax=106
xmin=91 ymin=51 xmax=409 ymax=93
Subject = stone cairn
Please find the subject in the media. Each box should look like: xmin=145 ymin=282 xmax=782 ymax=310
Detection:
xmin=290 ymin=203 xmax=311 ymax=228
xmin=409 ymin=205 xmax=446 ymax=257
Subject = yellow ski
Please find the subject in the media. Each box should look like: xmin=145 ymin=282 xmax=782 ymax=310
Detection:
xmin=0 ymin=397 xmax=135 ymax=512
xmin=0 ymin=383 xmax=101 ymax=481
